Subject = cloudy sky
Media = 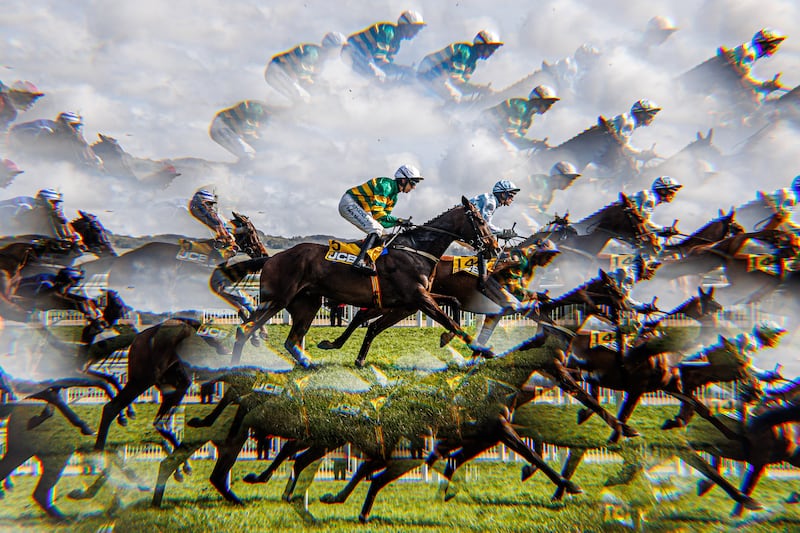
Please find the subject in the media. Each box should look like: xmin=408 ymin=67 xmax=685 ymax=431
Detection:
xmin=2 ymin=0 xmax=798 ymax=241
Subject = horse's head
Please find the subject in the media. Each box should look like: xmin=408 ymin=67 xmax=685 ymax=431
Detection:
xmin=71 ymin=211 xmax=116 ymax=257
xmin=461 ymin=196 xmax=500 ymax=258
xmin=103 ymin=290 xmax=131 ymax=326
xmin=596 ymin=268 xmax=630 ymax=311
xmin=697 ymin=286 xmax=723 ymax=317
xmin=618 ymin=193 xmax=661 ymax=255
xmin=230 ymin=211 xmax=268 ymax=258
xmin=722 ymin=208 xmax=746 ymax=237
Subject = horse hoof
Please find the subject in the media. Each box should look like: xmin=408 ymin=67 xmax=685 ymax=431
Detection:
xmin=607 ymin=430 xmax=621 ymax=444
xmin=116 ymin=415 xmax=128 ymax=427
xmin=354 ymin=359 xmax=366 ymax=368
xmin=187 ymin=417 xmax=203 ymax=428
xmin=80 ymin=425 xmax=96 ymax=436
xmin=621 ymin=424 xmax=640 ymax=438
xmin=358 ymin=514 xmax=370 ymax=523
xmin=67 ymin=488 xmax=87 ymax=500
xmin=439 ymin=332 xmax=455 ymax=348
xmin=173 ymin=471 xmax=184 ymax=483
xmin=243 ymin=473 xmax=268 ymax=484
xmin=319 ymin=493 xmax=338 ymax=504
xmin=521 ymin=465 xmax=537 ymax=482
xmin=742 ymin=497 xmax=762 ymax=512
xmin=182 ymin=463 xmax=192 ymax=475
xmin=697 ymin=480 xmax=714 ymax=497
xmin=565 ymin=481 xmax=583 ymax=495
xmin=249 ymin=336 xmax=261 ymax=348
xmin=576 ymin=409 xmax=591 ymax=425
xmin=318 ymin=340 xmax=334 ymax=350
xmin=661 ymin=419 xmax=683 ymax=431
xmin=126 ymin=407 xmax=136 ymax=420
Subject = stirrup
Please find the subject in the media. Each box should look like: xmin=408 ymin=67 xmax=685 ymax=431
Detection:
xmin=352 ymin=261 xmax=377 ymax=275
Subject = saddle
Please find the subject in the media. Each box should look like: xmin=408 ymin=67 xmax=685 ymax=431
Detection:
xmin=325 ymin=239 xmax=383 ymax=266
xmin=176 ymin=239 xmax=226 ymax=265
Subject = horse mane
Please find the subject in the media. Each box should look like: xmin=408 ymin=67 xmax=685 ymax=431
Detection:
xmin=419 ymin=204 xmax=462 ymax=227
xmin=557 ymin=273 xmax=618 ymax=301
xmin=575 ymin=198 xmax=628 ymax=229
xmin=672 ymin=211 xmax=731 ymax=247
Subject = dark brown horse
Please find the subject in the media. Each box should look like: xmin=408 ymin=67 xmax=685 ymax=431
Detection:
xmin=686 ymin=384 xmax=800 ymax=516
xmin=0 ymin=242 xmax=38 ymax=321
xmin=83 ymin=211 xmax=267 ymax=312
xmin=233 ymin=198 xmax=500 ymax=367
xmin=565 ymin=287 xmax=730 ymax=443
xmin=661 ymin=208 xmax=744 ymax=258
xmin=93 ymin=317 xmax=231 ymax=453
xmin=525 ymin=193 xmax=661 ymax=290
xmin=317 ymin=239 xmax=561 ymax=356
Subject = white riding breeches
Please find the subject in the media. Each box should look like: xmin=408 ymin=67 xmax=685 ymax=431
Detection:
xmin=338 ymin=193 xmax=385 ymax=235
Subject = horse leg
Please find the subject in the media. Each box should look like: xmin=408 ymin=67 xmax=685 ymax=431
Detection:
xmin=521 ymin=439 xmax=544 ymax=481
xmin=152 ymin=366 xmax=191 ymax=478
xmin=664 ymin=390 xmax=742 ymax=441
xmin=732 ymin=465 xmax=765 ymax=517
xmin=551 ymin=448 xmax=587 ymax=501
xmin=676 ymin=448 xmax=761 ymax=511
xmin=283 ymin=445 xmax=331 ymax=502
xmin=283 ymin=294 xmax=322 ymax=367
xmin=550 ymin=358 xmax=638 ymax=439
xmin=608 ymin=390 xmax=644 ymax=444
xmin=474 ymin=314 xmax=501 ymax=348
xmin=94 ymin=380 xmax=149 ymax=451
xmin=320 ymin=458 xmax=384 ymax=505
xmin=431 ymin=294 xmax=462 ymax=347
xmin=187 ymin=391 xmax=233 ymax=428
xmin=152 ymin=441 xmax=206 ymax=508
xmin=85 ymin=369 xmax=135 ymax=424
xmin=576 ymin=383 xmax=599 ymax=425
xmin=244 ymin=439 xmax=305 ymax=484
xmin=318 ymin=308 xmax=381 ymax=350
xmin=27 ymin=388 xmax=95 ymax=435
xmin=697 ymin=455 xmax=721 ymax=497
xmin=33 ymin=454 xmax=70 ymax=520
xmin=232 ymin=301 xmax=286 ymax=364
xmin=209 ymin=423 xmax=250 ymax=505
xmin=497 ymin=416 xmax=581 ymax=496
xmin=354 ymin=308 xmax=416 ymax=367
xmin=415 ymin=292 xmax=478 ymax=353
xmin=358 ymin=459 xmax=424 ymax=523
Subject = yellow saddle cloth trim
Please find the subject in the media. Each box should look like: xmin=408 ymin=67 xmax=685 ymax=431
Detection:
xmin=178 ymin=239 xmax=215 ymax=255
xmin=325 ymin=240 xmax=382 ymax=265
xmin=451 ymin=256 xmax=496 ymax=276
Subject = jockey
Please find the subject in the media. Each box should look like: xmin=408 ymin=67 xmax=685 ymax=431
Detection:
xmin=15 ymin=266 xmax=99 ymax=320
xmin=0 ymin=80 xmax=44 ymax=131
xmin=528 ymin=161 xmax=582 ymax=216
xmin=339 ymin=164 xmax=422 ymax=275
xmin=724 ymin=28 xmax=786 ymax=97
xmin=417 ymin=30 xmax=504 ymax=101
xmin=482 ymin=85 xmax=560 ymax=150
xmin=610 ymin=254 xmax=661 ymax=315
xmin=630 ymin=176 xmax=682 ymax=238
xmin=608 ymin=99 xmax=661 ymax=164
xmin=33 ymin=188 xmax=82 ymax=245
xmin=345 ymin=10 xmax=426 ymax=81
xmin=264 ymin=31 xmax=348 ymax=103
xmin=470 ymin=179 xmax=520 ymax=239
xmin=188 ymin=188 xmax=237 ymax=259
xmin=209 ymin=100 xmax=270 ymax=161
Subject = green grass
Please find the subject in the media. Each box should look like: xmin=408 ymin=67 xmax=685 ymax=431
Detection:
xmin=0 ymin=460 xmax=798 ymax=532
xmin=6 ymin=323 xmax=796 ymax=531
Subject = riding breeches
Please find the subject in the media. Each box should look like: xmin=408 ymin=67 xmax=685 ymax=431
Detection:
xmin=264 ymin=62 xmax=312 ymax=104
xmin=209 ymin=116 xmax=256 ymax=160
xmin=338 ymin=193 xmax=385 ymax=235
xmin=210 ymin=269 xmax=255 ymax=313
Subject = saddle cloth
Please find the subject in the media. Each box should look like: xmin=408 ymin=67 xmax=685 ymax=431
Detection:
xmin=325 ymin=240 xmax=382 ymax=266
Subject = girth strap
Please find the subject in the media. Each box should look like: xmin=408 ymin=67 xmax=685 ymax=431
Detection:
xmin=391 ymin=244 xmax=440 ymax=264
xmin=370 ymin=275 xmax=382 ymax=308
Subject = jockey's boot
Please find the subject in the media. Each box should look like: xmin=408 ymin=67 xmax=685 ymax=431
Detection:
xmin=352 ymin=232 xmax=379 ymax=275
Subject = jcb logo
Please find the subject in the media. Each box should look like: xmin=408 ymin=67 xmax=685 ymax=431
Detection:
xmin=254 ymin=383 xmax=284 ymax=395
xmin=197 ymin=325 xmax=228 ymax=338
xmin=746 ymin=254 xmax=780 ymax=274
xmin=325 ymin=250 xmax=358 ymax=264
xmin=176 ymin=250 xmax=209 ymax=264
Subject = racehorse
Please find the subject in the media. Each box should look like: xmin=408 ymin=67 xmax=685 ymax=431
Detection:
xmin=524 ymin=193 xmax=661 ymax=291
xmin=90 ymin=133 xmax=182 ymax=187
xmin=232 ymin=198 xmax=500 ymax=366
xmin=661 ymin=208 xmax=744 ymax=259
xmin=84 ymin=211 xmax=267 ymax=311
xmin=7 ymin=119 xmax=101 ymax=170
xmin=93 ymin=317 xmax=231 ymax=453
xmin=317 ymin=238 xmax=561 ymax=355
xmin=564 ymin=287 xmax=731 ymax=443
xmin=0 ymin=242 xmax=38 ymax=321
